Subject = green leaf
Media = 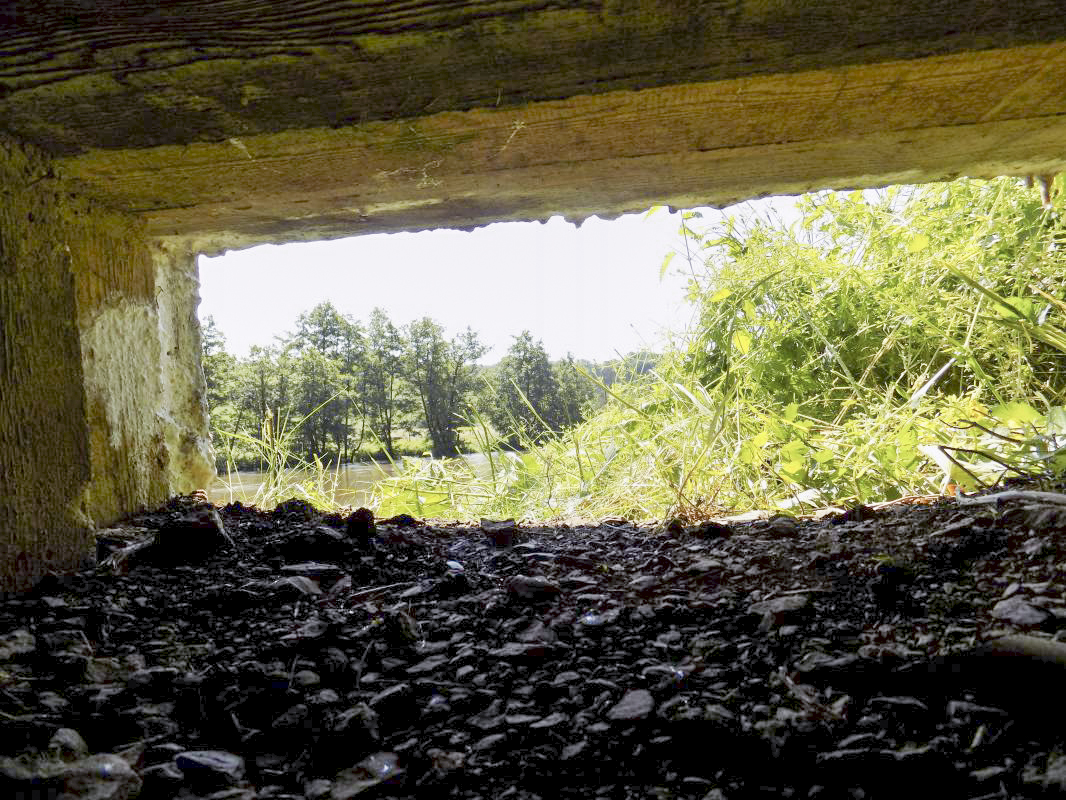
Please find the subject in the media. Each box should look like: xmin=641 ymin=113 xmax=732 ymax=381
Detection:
xmin=812 ymin=449 xmax=835 ymax=464
xmin=783 ymin=403 xmax=800 ymax=422
xmin=994 ymin=296 xmax=1036 ymax=322
xmin=990 ymin=401 xmax=1043 ymax=424
xmin=743 ymin=299 xmax=757 ymax=320
xmin=779 ymin=438 xmax=808 ymax=461
xmin=710 ymin=287 xmax=733 ymax=303
xmin=1047 ymin=407 xmax=1066 ymax=435
xmin=659 ymin=251 xmax=676 ymax=279
xmin=738 ymin=441 xmax=759 ymax=465
xmin=906 ymin=233 xmax=930 ymax=253
xmin=732 ymin=329 xmax=752 ymax=354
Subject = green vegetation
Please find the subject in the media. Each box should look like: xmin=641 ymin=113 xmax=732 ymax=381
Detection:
xmin=486 ymin=332 xmax=597 ymax=448
xmin=202 ymin=307 xmax=602 ymax=474
xmin=204 ymin=177 xmax=1066 ymax=519
xmin=371 ymin=178 xmax=1066 ymax=520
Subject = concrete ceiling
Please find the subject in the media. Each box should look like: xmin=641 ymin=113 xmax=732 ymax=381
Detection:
xmin=5 ymin=1 xmax=1066 ymax=253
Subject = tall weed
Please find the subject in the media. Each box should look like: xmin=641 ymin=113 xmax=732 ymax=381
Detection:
xmin=217 ymin=401 xmax=344 ymax=510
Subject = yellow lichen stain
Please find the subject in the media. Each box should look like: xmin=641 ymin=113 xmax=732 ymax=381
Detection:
xmin=240 ymin=84 xmax=271 ymax=107
xmin=355 ymin=31 xmax=428 ymax=55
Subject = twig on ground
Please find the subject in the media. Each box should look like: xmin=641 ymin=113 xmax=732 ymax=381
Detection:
xmin=956 ymin=489 xmax=1066 ymax=507
xmin=347 ymin=581 xmax=417 ymax=601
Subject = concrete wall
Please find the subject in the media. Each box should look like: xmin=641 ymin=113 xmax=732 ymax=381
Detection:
xmin=0 ymin=137 xmax=213 ymax=591
xmin=154 ymin=238 xmax=215 ymax=496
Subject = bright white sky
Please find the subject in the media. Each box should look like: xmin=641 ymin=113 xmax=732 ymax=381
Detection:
xmin=198 ymin=200 xmax=794 ymax=364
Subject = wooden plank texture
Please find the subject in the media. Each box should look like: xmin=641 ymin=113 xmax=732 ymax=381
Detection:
xmin=4 ymin=1 xmax=1066 ymax=154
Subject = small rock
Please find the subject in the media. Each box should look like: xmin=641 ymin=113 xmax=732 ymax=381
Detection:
xmin=280 ymin=561 xmax=345 ymax=580
xmin=472 ymin=733 xmax=508 ymax=751
xmin=688 ymin=558 xmax=724 ymax=574
xmin=406 ymin=655 xmax=448 ymax=675
xmin=689 ymin=521 xmax=732 ymax=539
xmin=748 ymin=594 xmax=810 ymax=630
xmin=293 ymin=669 xmax=321 ymax=687
xmin=175 ymin=750 xmax=245 ymax=788
xmin=767 ymin=515 xmax=799 ymax=537
xmin=281 ymin=617 xmax=331 ymax=641
xmin=271 ymin=703 xmax=311 ymax=732
xmin=971 ymin=765 xmax=1010 ymax=783
xmin=331 ymin=752 xmax=403 ymax=799
xmin=48 ymin=728 xmax=88 ymax=761
xmin=346 ymin=508 xmax=375 ymax=545
xmin=271 ymin=575 xmax=323 ymax=597
xmin=507 ymin=575 xmax=562 ymax=602
xmin=490 ymin=642 xmax=554 ymax=660
xmin=607 ymin=689 xmax=655 ymax=721
xmin=991 ymin=596 xmax=1052 ymax=627
xmin=531 ymin=711 xmax=569 ymax=728
xmin=1022 ymin=536 xmax=1048 ymax=557
xmin=482 ymin=518 xmax=518 ymax=547
xmin=369 ymin=682 xmax=413 ymax=713
xmin=628 ymin=575 xmax=661 ymax=594
xmin=517 ymin=621 xmax=557 ymax=643
xmin=0 ymin=628 xmax=35 ymax=660
xmin=561 ymin=740 xmax=587 ymax=760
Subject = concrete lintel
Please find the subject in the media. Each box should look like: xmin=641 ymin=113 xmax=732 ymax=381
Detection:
xmin=53 ymin=42 xmax=1066 ymax=253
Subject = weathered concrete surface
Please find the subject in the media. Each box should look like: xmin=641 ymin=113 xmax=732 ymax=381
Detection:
xmin=60 ymin=43 xmax=1066 ymax=252
xmin=0 ymin=137 xmax=213 ymax=590
xmin=0 ymin=138 xmax=93 ymax=590
xmin=154 ymin=239 xmax=216 ymax=494
xmin=5 ymin=3 xmax=1066 ymax=250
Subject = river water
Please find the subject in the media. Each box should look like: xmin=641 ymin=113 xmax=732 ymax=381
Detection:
xmin=206 ymin=461 xmax=398 ymax=508
xmin=205 ymin=453 xmax=502 ymax=508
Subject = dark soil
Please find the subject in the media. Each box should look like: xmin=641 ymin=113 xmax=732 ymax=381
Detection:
xmin=5 ymin=484 xmax=1066 ymax=799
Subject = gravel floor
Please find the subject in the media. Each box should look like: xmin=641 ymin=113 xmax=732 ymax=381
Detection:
xmin=5 ymin=484 xmax=1066 ymax=799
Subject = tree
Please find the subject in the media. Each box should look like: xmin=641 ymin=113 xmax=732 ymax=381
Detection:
xmin=200 ymin=316 xmax=236 ymax=409
xmin=554 ymin=354 xmax=597 ymax=427
xmin=490 ymin=331 xmax=563 ymax=446
xmin=234 ymin=345 xmax=282 ymax=467
xmin=405 ymin=318 xmax=486 ymax=458
xmin=362 ymin=308 xmax=407 ymax=456
xmin=200 ymin=316 xmax=238 ymax=466
xmin=288 ymin=346 xmax=344 ymax=460
xmin=285 ymin=302 xmax=363 ymax=461
xmin=290 ymin=302 xmax=350 ymax=361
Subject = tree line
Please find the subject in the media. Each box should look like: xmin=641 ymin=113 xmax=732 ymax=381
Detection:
xmin=200 ymin=302 xmax=653 ymax=469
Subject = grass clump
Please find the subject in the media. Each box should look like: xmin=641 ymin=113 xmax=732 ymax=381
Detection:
xmin=375 ymin=178 xmax=1066 ymax=521
xmin=215 ymin=403 xmax=353 ymax=510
